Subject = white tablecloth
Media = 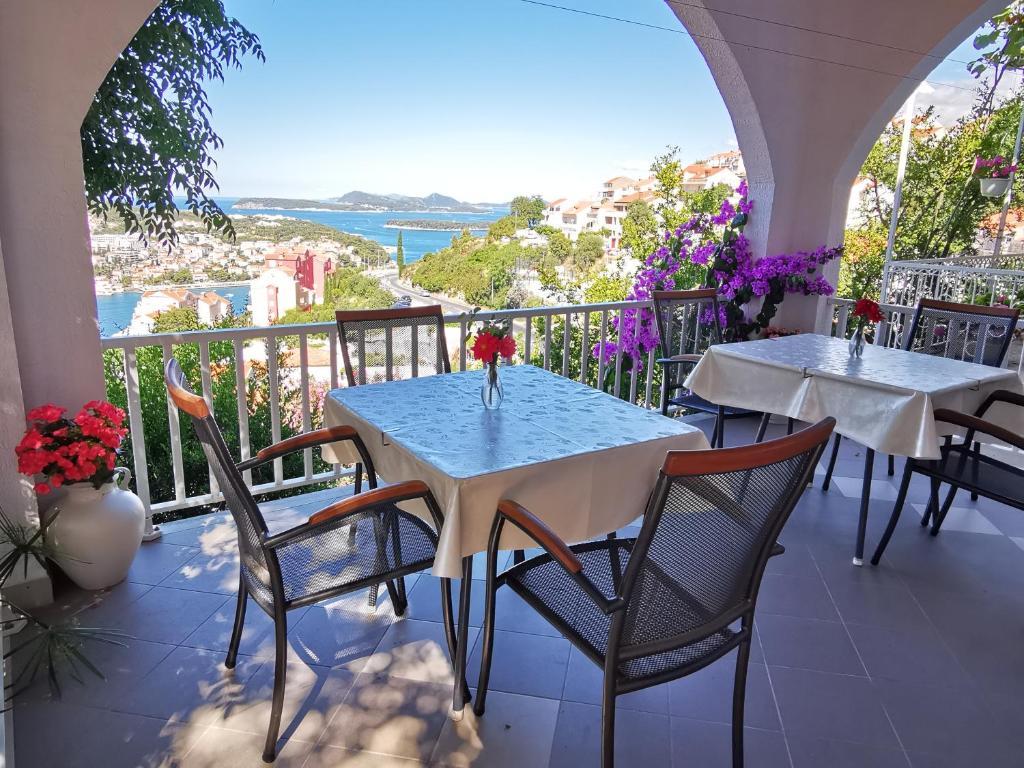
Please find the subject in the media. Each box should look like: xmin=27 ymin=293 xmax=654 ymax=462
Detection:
xmin=685 ymin=333 xmax=1023 ymax=460
xmin=322 ymin=365 xmax=709 ymax=577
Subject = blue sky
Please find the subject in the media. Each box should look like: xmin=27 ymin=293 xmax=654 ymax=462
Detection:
xmin=207 ymin=0 xmax=993 ymax=202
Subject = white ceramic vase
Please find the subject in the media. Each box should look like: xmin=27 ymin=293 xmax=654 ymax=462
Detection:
xmin=46 ymin=467 xmax=145 ymax=590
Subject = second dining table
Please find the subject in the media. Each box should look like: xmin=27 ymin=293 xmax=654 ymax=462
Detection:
xmin=320 ymin=364 xmax=709 ymax=717
xmin=685 ymin=332 xmax=1024 ymax=565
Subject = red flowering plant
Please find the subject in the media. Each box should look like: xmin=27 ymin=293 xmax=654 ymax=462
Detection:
xmin=850 ymin=297 xmax=884 ymax=342
xmin=16 ymin=401 xmax=128 ymax=494
xmin=469 ymin=320 xmax=516 ymax=366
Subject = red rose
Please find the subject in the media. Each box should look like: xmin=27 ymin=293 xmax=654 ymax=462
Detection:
xmin=853 ymin=298 xmax=883 ymax=324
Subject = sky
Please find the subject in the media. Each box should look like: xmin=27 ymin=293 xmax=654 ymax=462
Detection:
xmin=205 ymin=0 xmax=998 ymax=203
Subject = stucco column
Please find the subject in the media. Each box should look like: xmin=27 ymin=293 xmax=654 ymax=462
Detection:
xmin=666 ymin=0 xmax=1006 ymax=333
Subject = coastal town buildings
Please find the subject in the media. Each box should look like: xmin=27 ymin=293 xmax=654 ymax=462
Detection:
xmin=250 ymin=246 xmax=334 ymax=326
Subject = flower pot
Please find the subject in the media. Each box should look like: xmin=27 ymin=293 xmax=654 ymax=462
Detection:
xmin=980 ymin=177 xmax=1011 ymax=198
xmin=45 ymin=468 xmax=145 ymax=590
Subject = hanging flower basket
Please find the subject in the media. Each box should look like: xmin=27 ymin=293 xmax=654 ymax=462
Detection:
xmin=980 ymin=177 xmax=1011 ymax=198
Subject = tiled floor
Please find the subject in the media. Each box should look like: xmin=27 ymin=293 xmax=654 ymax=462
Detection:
xmin=12 ymin=415 xmax=1024 ymax=767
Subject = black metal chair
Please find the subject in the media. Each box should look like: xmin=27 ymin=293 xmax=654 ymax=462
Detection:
xmin=653 ymin=289 xmax=780 ymax=447
xmin=335 ymin=304 xmax=451 ymax=605
xmin=164 ymin=359 xmax=464 ymax=763
xmin=822 ymin=298 xmax=1020 ymax=490
xmin=872 ymin=390 xmax=1024 ymax=565
xmin=473 ymin=418 xmax=835 ymax=768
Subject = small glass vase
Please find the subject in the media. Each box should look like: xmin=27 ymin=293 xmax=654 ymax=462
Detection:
xmin=480 ymin=358 xmax=504 ymax=409
xmin=849 ymin=325 xmax=865 ymax=358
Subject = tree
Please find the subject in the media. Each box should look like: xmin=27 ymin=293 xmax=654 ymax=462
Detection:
xmin=510 ymin=195 xmax=546 ymax=228
xmin=573 ymin=232 xmax=605 ymax=274
xmin=82 ymin=0 xmax=264 ymax=248
xmin=486 ymin=216 xmax=517 ymax=242
xmin=396 ymin=231 xmax=405 ymax=277
xmin=546 ymin=230 xmax=573 ymax=264
xmin=153 ymin=307 xmax=203 ymax=333
xmin=621 ymin=200 xmax=660 ymax=260
xmin=839 ymin=225 xmax=888 ymax=300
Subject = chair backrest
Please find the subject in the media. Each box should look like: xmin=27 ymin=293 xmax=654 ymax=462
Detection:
xmin=651 ymin=289 xmax=723 ymax=359
xmin=335 ymin=305 xmax=451 ymax=386
xmin=613 ymin=418 xmax=834 ymax=666
xmin=164 ymin=359 xmax=278 ymax=610
xmin=903 ymin=298 xmax=1019 ymax=367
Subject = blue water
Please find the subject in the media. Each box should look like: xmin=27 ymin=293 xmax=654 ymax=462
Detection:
xmin=97 ymin=286 xmax=250 ymax=337
xmin=218 ymin=197 xmax=505 ymax=264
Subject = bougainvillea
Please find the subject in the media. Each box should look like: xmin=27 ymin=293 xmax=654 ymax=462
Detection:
xmin=16 ymin=401 xmax=128 ymax=494
xmin=593 ymin=181 xmax=842 ymax=374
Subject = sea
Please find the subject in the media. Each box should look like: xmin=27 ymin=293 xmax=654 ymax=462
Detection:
xmin=95 ymin=197 xmax=506 ymax=336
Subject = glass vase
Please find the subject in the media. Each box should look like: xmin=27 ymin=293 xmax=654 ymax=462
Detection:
xmin=480 ymin=358 xmax=503 ymax=409
xmin=849 ymin=325 xmax=865 ymax=358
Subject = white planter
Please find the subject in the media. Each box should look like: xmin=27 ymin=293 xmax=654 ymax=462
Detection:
xmin=980 ymin=177 xmax=1011 ymax=198
xmin=45 ymin=468 xmax=145 ymax=590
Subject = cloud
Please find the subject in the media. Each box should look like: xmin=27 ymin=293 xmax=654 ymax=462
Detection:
xmin=922 ymin=74 xmax=1017 ymax=126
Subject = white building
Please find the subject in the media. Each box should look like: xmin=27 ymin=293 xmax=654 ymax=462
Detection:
xmin=250 ymin=267 xmax=303 ymax=327
xmin=196 ymin=291 xmax=231 ymax=325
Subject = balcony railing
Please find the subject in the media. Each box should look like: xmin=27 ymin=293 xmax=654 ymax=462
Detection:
xmin=884 ymin=254 xmax=1024 ymax=308
xmin=102 ymin=296 xmax=1024 ymax=521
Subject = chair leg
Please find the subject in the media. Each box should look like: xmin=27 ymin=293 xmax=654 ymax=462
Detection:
xmin=354 ymin=462 xmax=363 ymax=495
xmin=822 ymin=433 xmax=842 ymax=492
xmin=871 ymin=462 xmax=913 ymax=565
xmin=262 ymin=610 xmax=288 ymax=763
xmin=786 ymin=417 xmax=794 ymax=436
xmin=970 ymin=441 xmax=981 ymax=501
xmin=930 ymin=483 xmax=959 ymax=537
xmin=660 ymin=377 xmax=669 ymax=417
xmin=225 ymin=575 xmax=247 ymax=669
xmin=753 ymin=412 xmax=770 ymax=444
xmin=717 ymin=405 xmax=726 ymax=448
xmin=710 ymin=415 xmax=721 ymax=449
xmin=474 ymin=539 xmax=501 ymax=717
xmin=439 ymin=577 xmax=470 ymax=704
xmin=732 ymin=633 xmax=753 ymax=768
xmin=600 ymin=665 xmax=617 ymax=768
xmin=887 ymin=454 xmax=895 ymax=477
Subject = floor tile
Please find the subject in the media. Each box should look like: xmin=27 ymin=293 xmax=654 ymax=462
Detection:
xmin=561 ymin=646 xmax=670 ymax=714
xmin=180 ymin=724 xmax=314 ymax=767
xmin=303 ymin=745 xmax=422 ymax=767
xmin=667 ymin=656 xmax=780 ymax=731
xmin=757 ymin=573 xmax=839 ymax=621
xmin=93 ymin=584 xmax=227 ymax=644
xmin=365 ymin=618 xmax=477 ymax=685
xmin=1011 ymin=536 xmax=1024 ymax=553
xmin=288 ymin=592 xmax=400 ymax=671
xmin=787 ymin=736 xmax=909 ymax=768
xmin=825 ymin=580 xmax=930 ymax=630
xmin=159 ymin=550 xmax=241 ymax=595
xmin=757 ymin=614 xmax=865 ymax=676
xmin=181 ymin=596 xmax=309 ymax=660
xmin=128 ymin=542 xmax=201 ymax=585
xmin=769 ymin=666 xmax=900 ymax=748
xmin=431 ymin=689 xmax=560 ymax=768
xmin=910 ymin=504 xmax=1001 ymax=535
xmin=833 ymin=477 xmax=900 ymax=501
xmin=465 ymin=629 xmax=571 ymax=700
xmin=668 ymin=718 xmax=790 ymax=768
xmin=318 ymin=672 xmax=449 ymax=762
xmin=846 ymin=622 xmax=967 ymax=686
xmin=549 ymin=700 xmax=671 ymax=768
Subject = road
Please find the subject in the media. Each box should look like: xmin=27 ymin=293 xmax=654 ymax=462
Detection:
xmin=379 ymin=271 xmax=475 ymax=316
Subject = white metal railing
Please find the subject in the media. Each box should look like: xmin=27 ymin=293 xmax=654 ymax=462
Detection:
xmin=884 ymin=257 xmax=1024 ymax=308
xmin=828 ymin=296 xmax=1024 ymax=374
xmin=101 ymin=300 xmax=655 ymax=516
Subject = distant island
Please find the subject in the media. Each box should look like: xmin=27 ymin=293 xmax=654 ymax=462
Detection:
xmin=234 ymin=191 xmax=498 ymax=214
xmin=384 ymin=219 xmax=489 ymax=231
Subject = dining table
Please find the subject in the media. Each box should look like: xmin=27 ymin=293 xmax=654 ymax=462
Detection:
xmin=320 ymin=363 xmax=710 ymax=718
xmin=685 ymin=332 xmax=1024 ymax=566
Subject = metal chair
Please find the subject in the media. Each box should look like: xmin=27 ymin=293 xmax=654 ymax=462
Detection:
xmin=335 ymin=304 xmax=451 ymax=605
xmin=872 ymin=390 xmax=1024 ymax=565
xmin=164 ymin=359 xmax=463 ymax=763
xmin=473 ymin=418 xmax=835 ymax=768
xmin=822 ymin=298 xmax=1020 ymax=490
xmin=652 ymin=289 xmax=762 ymax=448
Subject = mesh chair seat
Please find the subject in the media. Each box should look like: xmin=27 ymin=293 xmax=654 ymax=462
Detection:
xmin=923 ymin=445 xmax=1024 ymax=507
xmin=505 ymin=539 xmax=738 ymax=683
xmin=242 ymin=505 xmax=438 ymax=610
xmin=664 ymin=390 xmax=754 ymax=418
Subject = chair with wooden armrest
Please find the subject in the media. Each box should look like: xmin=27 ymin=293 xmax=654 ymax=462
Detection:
xmin=822 ymin=298 xmax=1020 ymax=490
xmin=652 ymin=289 xmax=764 ymax=448
xmin=872 ymin=403 xmax=1024 ymax=566
xmin=165 ymin=358 xmax=465 ymax=762
xmin=473 ymin=418 xmax=835 ymax=768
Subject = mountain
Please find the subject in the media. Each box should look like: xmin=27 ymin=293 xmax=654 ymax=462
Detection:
xmin=232 ymin=192 xmax=501 ymax=214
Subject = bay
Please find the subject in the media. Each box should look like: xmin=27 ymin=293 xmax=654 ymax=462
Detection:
xmin=96 ymin=285 xmax=250 ymax=337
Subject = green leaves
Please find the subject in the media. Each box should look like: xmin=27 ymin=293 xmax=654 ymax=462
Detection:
xmin=82 ymin=0 xmax=265 ymax=249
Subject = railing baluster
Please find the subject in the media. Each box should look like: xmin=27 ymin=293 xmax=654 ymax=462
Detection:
xmin=645 ymin=348 xmax=655 ymax=407
xmin=162 ymin=342 xmax=186 ymax=504
xmin=328 ymin=328 xmax=339 ymax=390
xmin=199 ymin=340 xmax=218 ymax=497
xmin=613 ymin=309 xmax=624 ymax=398
xmin=561 ymin=312 xmax=571 ymax=378
xmin=459 ymin=319 xmax=468 ymax=371
xmin=543 ymin=316 xmax=552 ymax=371
xmin=628 ymin=358 xmax=639 ymax=403
xmin=299 ymin=331 xmax=312 ymax=480
xmin=123 ymin=347 xmax=153 ymax=530
xmin=524 ymin=314 xmax=533 ymax=365
xmin=598 ymin=310 xmax=608 ymax=388
xmin=267 ymin=333 xmax=283 ymax=486
xmin=579 ymin=311 xmax=590 ymax=384
xmin=233 ymin=338 xmax=252 ymax=486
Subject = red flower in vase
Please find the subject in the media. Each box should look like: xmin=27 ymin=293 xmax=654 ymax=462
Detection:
xmin=853 ymin=298 xmax=884 ymax=324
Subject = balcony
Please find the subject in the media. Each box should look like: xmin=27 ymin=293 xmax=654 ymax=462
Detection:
xmin=11 ymin=297 xmax=1024 ymax=767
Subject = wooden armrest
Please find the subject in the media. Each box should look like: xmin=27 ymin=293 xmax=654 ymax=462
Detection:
xmin=239 ymin=425 xmax=359 ymax=470
xmin=656 ymin=354 xmax=704 ymax=366
xmin=933 ymin=409 xmax=1024 ymax=452
xmin=308 ymin=480 xmax=431 ymax=527
xmin=498 ymin=500 xmax=582 ymax=574
xmin=976 ymin=389 xmax=1024 ymax=418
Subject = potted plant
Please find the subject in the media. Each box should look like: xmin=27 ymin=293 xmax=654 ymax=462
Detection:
xmin=16 ymin=401 xmax=144 ymax=590
xmin=975 ymin=155 xmax=1017 ymax=197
